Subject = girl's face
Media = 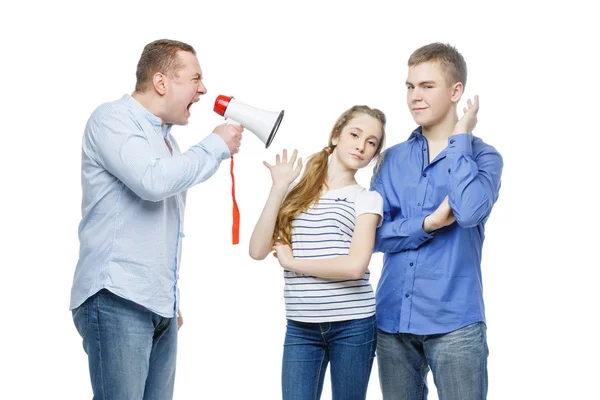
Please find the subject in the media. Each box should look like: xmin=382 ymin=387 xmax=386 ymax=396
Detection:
xmin=332 ymin=114 xmax=383 ymax=170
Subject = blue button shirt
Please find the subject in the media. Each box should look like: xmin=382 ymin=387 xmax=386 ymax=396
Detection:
xmin=70 ymin=94 xmax=230 ymax=317
xmin=370 ymin=127 xmax=503 ymax=335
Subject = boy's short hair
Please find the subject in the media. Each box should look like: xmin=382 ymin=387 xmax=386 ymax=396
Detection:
xmin=408 ymin=42 xmax=467 ymax=89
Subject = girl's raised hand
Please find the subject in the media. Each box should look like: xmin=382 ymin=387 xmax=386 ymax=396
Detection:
xmin=263 ymin=149 xmax=303 ymax=188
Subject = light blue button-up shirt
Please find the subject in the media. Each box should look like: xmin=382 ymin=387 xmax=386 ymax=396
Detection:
xmin=70 ymin=94 xmax=230 ymax=317
xmin=370 ymin=127 xmax=503 ymax=335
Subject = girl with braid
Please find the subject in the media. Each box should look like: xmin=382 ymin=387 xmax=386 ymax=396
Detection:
xmin=250 ymin=105 xmax=387 ymax=400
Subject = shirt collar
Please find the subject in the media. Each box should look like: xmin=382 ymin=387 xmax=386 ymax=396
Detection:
xmin=161 ymin=123 xmax=173 ymax=139
xmin=408 ymin=126 xmax=474 ymax=144
xmin=121 ymin=94 xmax=173 ymax=138
xmin=408 ymin=126 xmax=423 ymax=140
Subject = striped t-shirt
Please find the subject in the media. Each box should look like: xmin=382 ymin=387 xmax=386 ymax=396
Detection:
xmin=284 ymin=184 xmax=383 ymax=323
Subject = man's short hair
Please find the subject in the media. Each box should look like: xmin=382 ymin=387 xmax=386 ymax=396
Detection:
xmin=135 ymin=39 xmax=196 ymax=93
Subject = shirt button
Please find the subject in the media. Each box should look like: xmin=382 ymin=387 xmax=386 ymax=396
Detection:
xmin=405 ymin=293 xmax=410 ymax=298
xmin=423 ymin=173 xmax=427 ymax=177
xmin=423 ymin=148 xmax=427 ymax=151
xmin=450 ymin=139 xmax=455 ymax=144
xmin=409 ymin=262 xmax=414 ymax=266
xmin=448 ymin=168 xmax=451 ymax=173
xmin=417 ymin=202 xmax=421 ymax=206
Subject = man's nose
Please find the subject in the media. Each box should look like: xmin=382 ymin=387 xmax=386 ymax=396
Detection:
xmin=198 ymin=81 xmax=207 ymax=95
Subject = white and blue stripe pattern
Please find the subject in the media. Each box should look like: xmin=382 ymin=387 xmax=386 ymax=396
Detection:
xmin=284 ymin=184 xmax=381 ymax=323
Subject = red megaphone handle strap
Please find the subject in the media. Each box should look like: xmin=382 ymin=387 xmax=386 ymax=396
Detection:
xmin=230 ymin=156 xmax=240 ymax=245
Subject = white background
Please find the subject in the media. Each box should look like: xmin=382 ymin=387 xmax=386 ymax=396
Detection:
xmin=1 ymin=0 xmax=598 ymax=398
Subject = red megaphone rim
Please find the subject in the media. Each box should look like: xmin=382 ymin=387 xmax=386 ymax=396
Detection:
xmin=213 ymin=94 xmax=234 ymax=116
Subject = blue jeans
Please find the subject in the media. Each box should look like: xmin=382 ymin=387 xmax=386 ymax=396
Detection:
xmin=72 ymin=289 xmax=178 ymax=400
xmin=282 ymin=315 xmax=377 ymax=400
xmin=377 ymin=322 xmax=488 ymax=400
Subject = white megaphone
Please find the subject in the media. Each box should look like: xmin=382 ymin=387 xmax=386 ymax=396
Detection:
xmin=213 ymin=95 xmax=284 ymax=148
xmin=213 ymin=94 xmax=285 ymax=246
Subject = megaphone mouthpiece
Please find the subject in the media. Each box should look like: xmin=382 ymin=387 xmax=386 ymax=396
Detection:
xmin=214 ymin=95 xmax=233 ymax=117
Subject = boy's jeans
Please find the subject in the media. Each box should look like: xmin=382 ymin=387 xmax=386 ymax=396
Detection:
xmin=377 ymin=322 xmax=488 ymax=400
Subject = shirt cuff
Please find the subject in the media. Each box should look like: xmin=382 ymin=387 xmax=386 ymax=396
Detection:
xmin=447 ymin=133 xmax=473 ymax=156
xmin=202 ymin=132 xmax=231 ymax=161
xmin=405 ymin=216 xmax=435 ymax=243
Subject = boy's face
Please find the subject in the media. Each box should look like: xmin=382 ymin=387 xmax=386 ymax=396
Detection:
xmin=405 ymin=61 xmax=459 ymax=128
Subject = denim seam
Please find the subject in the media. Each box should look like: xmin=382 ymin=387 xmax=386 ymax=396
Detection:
xmin=75 ymin=303 xmax=89 ymax=339
xmin=419 ymin=351 xmax=426 ymax=400
xmin=313 ymin=349 xmax=327 ymax=400
xmin=479 ymin=322 xmax=487 ymax=397
xmin=371 ymin=316 xmax=377 ymax=358
xmin=83 ymin=306 xmax=89 ymax=339
xmin=95 ymin=294 xmax=106 ymax=400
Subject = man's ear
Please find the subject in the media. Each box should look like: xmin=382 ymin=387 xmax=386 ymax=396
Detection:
xmin=153 ymin=73 xmax=167 ymax=96
xmin=451 ymin=82 xmax=464 ymax=103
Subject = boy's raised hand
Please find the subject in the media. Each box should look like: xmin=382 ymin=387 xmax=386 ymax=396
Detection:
xmin=453 ymin=95 xmax=479 ymax=135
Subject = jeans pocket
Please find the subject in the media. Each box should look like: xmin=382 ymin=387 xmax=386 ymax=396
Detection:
xmin=72 ymin=303 xmax=89 ymax=339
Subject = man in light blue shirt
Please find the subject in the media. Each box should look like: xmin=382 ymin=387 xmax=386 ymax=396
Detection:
xmin=70 ymin=39 xmax=243 ymax=399
xmin=371 ymin=43 xmax=503 ymax=400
